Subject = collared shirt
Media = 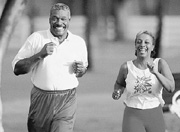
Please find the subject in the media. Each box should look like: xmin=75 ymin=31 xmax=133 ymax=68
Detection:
xmin=124 ymin=58 xmax=164 ymax=109
xmin=12 ymin=29 xmax=88 ymax=90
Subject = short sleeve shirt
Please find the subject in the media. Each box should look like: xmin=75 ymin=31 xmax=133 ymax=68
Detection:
xmin=12 ymin=29 xmax=88 ymax=90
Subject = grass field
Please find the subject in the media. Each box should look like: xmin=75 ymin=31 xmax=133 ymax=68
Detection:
xmin=1 ymin=39 xmax=180 ymax=132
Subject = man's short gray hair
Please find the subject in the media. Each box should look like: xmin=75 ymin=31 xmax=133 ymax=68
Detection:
xmin=50 ymin=3 xmax=71 ymax=19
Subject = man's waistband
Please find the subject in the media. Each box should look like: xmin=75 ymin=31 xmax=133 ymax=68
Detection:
xmin=33 ymin=85 xmax=76 ymax=94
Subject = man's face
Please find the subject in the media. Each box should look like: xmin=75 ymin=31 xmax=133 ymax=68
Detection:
xmin=49 ymin=9 xmax=70 ymax=38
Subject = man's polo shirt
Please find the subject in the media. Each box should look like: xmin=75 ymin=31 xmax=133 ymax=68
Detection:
xmin=12 ymin=29 xmax=88 ymax=90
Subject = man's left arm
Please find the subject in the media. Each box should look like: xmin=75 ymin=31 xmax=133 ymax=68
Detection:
xmin=76 ymin=63 xmax=87 ymax=77
xmin=74 ymin=38 xmax=88 ymax=77
xmin=72 ymin=61 xmax=87 ymax=77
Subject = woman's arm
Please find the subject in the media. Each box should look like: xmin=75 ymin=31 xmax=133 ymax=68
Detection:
xmin=112 ymin=62 xmax=127 ymax=100
xmin=154 ymin=59 xmax=175 ymax=93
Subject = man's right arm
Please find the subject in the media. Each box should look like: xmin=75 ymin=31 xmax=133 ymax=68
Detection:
xmin=13 ymin=42 xmax=56 ymax=76
xmin=13 ymin=53 xmax=43 ymax=76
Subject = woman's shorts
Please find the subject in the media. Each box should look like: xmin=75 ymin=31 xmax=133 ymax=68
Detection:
xmin=122 ymin=105 xmax=166 ymax=132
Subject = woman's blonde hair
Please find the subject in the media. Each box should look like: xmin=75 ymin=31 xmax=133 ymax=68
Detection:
xmin=135 ymin=30 xmax=156 ymax=58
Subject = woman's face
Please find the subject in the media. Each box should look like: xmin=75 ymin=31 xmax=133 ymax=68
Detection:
xmin=135 ymin=33 xmax=154 ymax=58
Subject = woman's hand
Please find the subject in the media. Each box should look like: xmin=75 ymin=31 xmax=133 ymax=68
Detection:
xmin=147 ymin=62 xmax=157 ymax=74
xmin=112 ymin=89 xmax=122 ymax=100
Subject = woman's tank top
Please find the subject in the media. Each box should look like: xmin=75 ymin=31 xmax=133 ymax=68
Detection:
xmin=124 ymin=58 xmax=165 ymax=109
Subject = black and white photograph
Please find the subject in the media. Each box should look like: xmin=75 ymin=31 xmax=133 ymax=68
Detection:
xmin=0 ymin=0 xmax=179 ymax=132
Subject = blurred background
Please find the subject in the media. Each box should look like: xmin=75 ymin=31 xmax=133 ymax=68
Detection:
xmin=1 ymin=0 xmax=180 ymax=52
xmin=0 ymin=0 xmax=180 ymax=132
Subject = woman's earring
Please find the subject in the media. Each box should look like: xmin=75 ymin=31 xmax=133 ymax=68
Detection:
xmin=135 ymin=50 xmax=137 ymax=56
xmin=150 ymin=50 xmax=156 ymax=58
